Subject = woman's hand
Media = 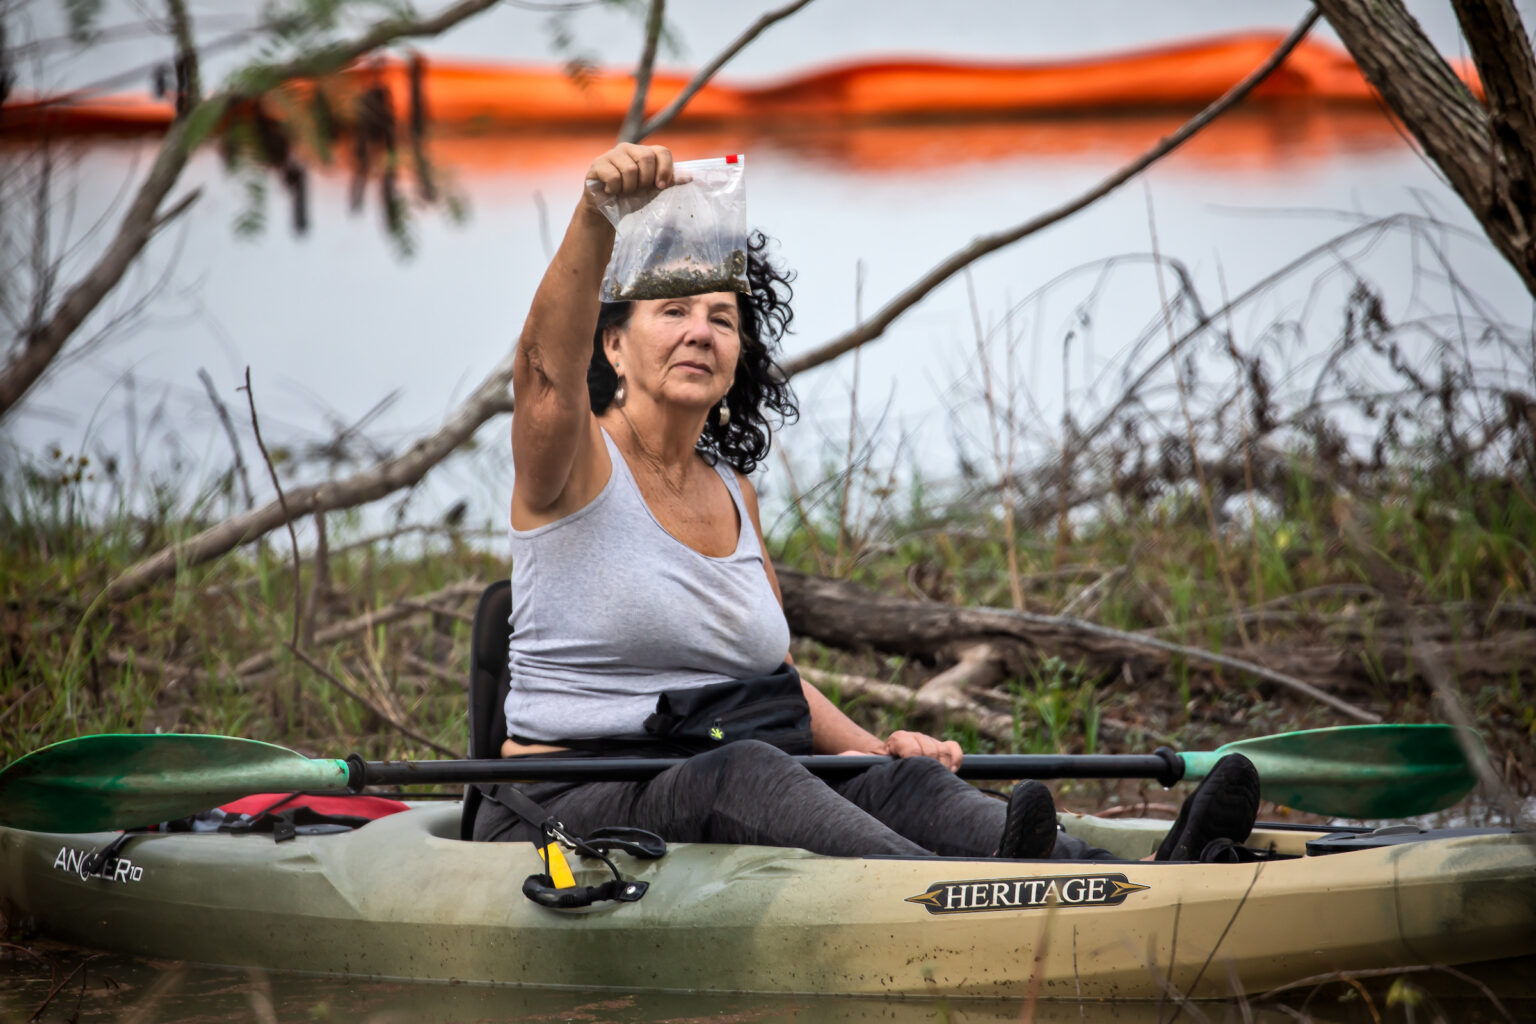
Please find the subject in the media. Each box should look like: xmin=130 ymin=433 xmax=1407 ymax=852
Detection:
xmin=841 ymin=730 xmax=964 ymax=772
xmin=583 ymin=143 xmax=676 ymax=207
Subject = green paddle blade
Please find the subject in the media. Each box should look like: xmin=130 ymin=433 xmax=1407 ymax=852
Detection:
xmin=1179 ymin=724 xmax=1481 ymax=819
xmin=0 ymin=734 xmax=349 ymax=833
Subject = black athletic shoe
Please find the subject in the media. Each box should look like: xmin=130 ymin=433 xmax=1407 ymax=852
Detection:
xmin=1154 ymin=753 xmax=1261 ymax=862
xmin=997 ymin=780 xmax=1058 ymax=859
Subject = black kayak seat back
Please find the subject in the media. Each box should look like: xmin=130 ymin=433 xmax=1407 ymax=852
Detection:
xmin=462 ymin=579 xmax=513 ymax=840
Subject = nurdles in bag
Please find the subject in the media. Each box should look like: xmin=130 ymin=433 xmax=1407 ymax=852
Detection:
xmin=612 ymin=249 xmax=748 ymax=301
xmin=595 ymin=154 xmax=749 ymax=302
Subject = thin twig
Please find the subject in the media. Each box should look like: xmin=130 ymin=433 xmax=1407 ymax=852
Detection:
xmin=302 ymin=511 xmax=328 ymax=647
xmin=1335 ymin=514 xmax=1531 ymax=829
xmin=401 ymin=650 xmax=462 ymax=686
xmin=1144 ymin=182 xmax=1252 ymax=648
xmin=197 ymin=368 xmax=254 ymax=509
xmin=234 ymin=579 xmax=485 ymax=677
xmin=636 ymin=0 xmax=817 ymax=139
xmin=835 ymin=262 xmax=866 ymax=573
xmin=287 ymin=644 xmax=461 ymax=757
xmin=780 ymin=9 xmax=1322 ymax=378
xmin=617 ymin=0 xmax=665 ymax=143
xmin=1167 ymin=861 xmax=1266 ymax=1021
xmin=27 ymin=954 xmax=102 ymax=1023
xmin=1256 ymin=963 xmax=1517 ymax=1021
xmin=238 ymin=367 xmax=302 ymax=650
xmin=968 ymin=271 xmax=1025 ymax=610
xmin=775 ymin=449 xmax=830 ymax=576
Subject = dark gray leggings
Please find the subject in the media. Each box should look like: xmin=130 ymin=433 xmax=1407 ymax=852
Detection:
xmin=472 ymin=740 xmax=1113 ymax=860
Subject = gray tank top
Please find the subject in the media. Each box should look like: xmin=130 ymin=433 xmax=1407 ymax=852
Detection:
xmin=504 ymin=428 xmax=792 ymax=741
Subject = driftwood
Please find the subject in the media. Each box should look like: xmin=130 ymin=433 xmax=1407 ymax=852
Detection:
xmin=778 ymin=568 xmax=1390 ymax=723
xmin=782 ymin=568 xmax=1534 ymax=720
xmin=799 ymin=645 xmax=1017 ymax=744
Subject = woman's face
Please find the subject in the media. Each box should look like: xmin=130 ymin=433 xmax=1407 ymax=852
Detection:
xmin=605 ymin=292 xmax=742 ymax=413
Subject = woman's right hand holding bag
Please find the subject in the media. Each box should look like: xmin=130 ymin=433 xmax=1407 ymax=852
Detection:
xmin=582 ymin=143 xmax=678 ymax=209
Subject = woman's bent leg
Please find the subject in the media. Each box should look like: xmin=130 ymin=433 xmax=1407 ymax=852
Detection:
xmin=832 ymin=758 xmax=1120 ymax=860
xmin=475 ymin=740 xmax=928 ymax=856
xmin=832 ymin=756 xmax=1005 ymax=856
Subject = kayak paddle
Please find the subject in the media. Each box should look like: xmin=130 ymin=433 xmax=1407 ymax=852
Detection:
xmin=0 ymin=724 xmax=1479 ymax=833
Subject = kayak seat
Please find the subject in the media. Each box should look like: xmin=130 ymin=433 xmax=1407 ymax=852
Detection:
xmin=462 ymin=579 xmax=513 ymax=840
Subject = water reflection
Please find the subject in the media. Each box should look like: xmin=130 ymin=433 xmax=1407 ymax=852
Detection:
xmin=421 ymin=105 xmax=1410 ymax=180
xmin=3 ymin=949 xmax=1531 ymax=1024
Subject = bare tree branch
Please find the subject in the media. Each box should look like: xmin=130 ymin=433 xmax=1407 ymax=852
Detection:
xmin=636 ymin=0 xmax=816 ymax=139
xmin=617 ymin=0 xmax=665 ymax=143
xmin=164 ymin=0 xmax=201 ymax=113
xmin=0 ymin=117 xmax=198 ymax=417
xmin=780 ymin=9 xmax=1321 ymax=377
xmin=238 ymin=367 xmax=302 ymax=649
xmin=105 ymin=358 xmax=515 ymax=601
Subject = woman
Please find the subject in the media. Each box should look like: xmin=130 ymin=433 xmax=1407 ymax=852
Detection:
xmin=474 ymin=143 xmax=1257 ymax=862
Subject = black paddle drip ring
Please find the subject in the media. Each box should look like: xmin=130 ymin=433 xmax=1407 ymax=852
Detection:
xmin=1151 ymin=746 xmax=1185 ymax=788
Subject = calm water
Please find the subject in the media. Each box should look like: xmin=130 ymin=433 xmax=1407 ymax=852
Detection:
xmin=6 ymin=2 xmax=1530 ymax=535
xmin=1 ymin=946 xmax=1531 ymax=1024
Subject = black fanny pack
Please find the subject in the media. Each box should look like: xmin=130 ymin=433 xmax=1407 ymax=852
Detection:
xmin=532 ymin=663 xmax=813 ymax=757
xmin=643 ymin=663 xmax=812 ymax=755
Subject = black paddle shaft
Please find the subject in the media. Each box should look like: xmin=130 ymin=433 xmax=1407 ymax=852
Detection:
xmin=348 ymin=749 xmax=1185 ymax=788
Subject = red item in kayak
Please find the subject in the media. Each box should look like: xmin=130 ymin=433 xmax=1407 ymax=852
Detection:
xmin=220 ymin=792 xmax=409 ymax=821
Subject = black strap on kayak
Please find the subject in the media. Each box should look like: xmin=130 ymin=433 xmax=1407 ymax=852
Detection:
xmin=478 ymin=782 xmax=663 ymax=910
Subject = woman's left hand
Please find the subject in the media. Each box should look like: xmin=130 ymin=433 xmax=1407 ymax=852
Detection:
xmin=871 ymin=730 xmax=964 ymax=772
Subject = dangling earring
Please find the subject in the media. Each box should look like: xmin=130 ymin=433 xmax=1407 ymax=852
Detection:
xmin=613 ymin=376 xmax=626 ymax=405
xmin=716 ymin=398 xmax=730 ymax=426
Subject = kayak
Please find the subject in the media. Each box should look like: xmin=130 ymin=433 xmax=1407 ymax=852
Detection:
xmin=2 ymin=804 xmax=1531 ymax=999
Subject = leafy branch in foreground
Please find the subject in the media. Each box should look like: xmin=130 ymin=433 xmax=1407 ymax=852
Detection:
xmin=0 ymin=0 xmax=502 ymax=423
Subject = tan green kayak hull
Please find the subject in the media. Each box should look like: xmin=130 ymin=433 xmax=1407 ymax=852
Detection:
xmin=1 ymin=805 xmax=1531 ymax=999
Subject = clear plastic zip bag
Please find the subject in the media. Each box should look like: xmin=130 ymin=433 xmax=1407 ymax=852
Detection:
xmin=587 ymin=154 xmax=748 ymax=302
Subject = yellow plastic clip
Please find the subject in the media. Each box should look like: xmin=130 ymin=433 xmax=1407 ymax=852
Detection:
xmin=541 ymin=841 xmax=576 ymax=889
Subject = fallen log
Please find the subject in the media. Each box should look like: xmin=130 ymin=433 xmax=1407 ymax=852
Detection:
xmin=773 ymin=567 xmax=1465 ymax=724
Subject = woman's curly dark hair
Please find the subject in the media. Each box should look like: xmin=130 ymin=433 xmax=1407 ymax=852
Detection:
xmin=586 ymin=229 xmax=800 ymax=475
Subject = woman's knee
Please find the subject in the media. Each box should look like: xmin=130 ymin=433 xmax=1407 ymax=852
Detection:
xmin=879 ymin=753 xmax=965 ymax=798
xmin=690 ymin=738 xmax=796 ymax=776
xmin=682 ymin=740 xmax=807 ymax=800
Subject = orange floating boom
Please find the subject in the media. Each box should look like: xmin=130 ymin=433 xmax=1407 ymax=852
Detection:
xmin=1 ymin=31 xmax=1481 ymax=137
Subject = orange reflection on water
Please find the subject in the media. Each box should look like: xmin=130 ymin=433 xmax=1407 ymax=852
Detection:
xmin=417 ymin=105 xmax=1409 ymax=182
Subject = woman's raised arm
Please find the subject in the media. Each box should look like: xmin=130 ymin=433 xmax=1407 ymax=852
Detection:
xmin=511 ymin=144 xmax=674 ymax=516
